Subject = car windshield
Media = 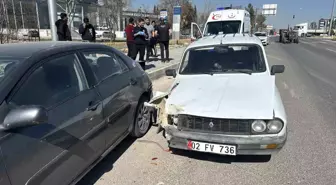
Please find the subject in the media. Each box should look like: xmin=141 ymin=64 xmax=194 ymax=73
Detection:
xmin=0 ymin=57 xmax=23 ymax=83
xmin=179 ymin=44 xmax=266 ymax=75
xmin=255 ymin=33 xmax=267 ymax=36
xmin=204 ymin=21 xmax=241 ymax=35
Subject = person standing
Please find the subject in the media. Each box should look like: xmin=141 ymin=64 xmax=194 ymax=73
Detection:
xmin=133 ymin=18 xmax=148 ymax=70
xmin=155 ymin=18 xmax=171 ymax=63
xmin=150 ymin=20 xmax=158 ymax=57
xmin=79 ymin=17 xmax=96 ymax=42
xmin=144 ymin=17 xmax=155 ymax=61
xmin=55 ymin=13 xmax=72 ymax=41
xmin=125 ymin=17 xmax=135 ymax=58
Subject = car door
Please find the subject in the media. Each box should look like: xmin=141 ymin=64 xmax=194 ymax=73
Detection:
xmin=81 ymin=50 xmax=133 ymax=148
xmin=0 ymin=53 xmax=105 ymax=185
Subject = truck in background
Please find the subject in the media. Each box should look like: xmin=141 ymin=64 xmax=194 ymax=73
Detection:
xmin=293 ymin=23 xmax=308 ymax=37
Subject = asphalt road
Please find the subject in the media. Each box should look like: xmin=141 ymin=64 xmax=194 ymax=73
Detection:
xmin=78 ymin=38 xmax=336 ymax=185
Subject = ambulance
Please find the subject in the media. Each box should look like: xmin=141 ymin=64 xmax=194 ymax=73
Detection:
xmin=191 ymin=8 xmax=251 ymax=40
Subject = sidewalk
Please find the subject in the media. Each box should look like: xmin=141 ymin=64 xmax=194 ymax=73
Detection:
xmin=133 ymin=46 xmax=186 ymax=81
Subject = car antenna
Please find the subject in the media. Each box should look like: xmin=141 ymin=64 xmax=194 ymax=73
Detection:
xmin=223 ymin=34 xmax=226 ymax=38
xmin=233 ymin=33 xmax=236 ymax=37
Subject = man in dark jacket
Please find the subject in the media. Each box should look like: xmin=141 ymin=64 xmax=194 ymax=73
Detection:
xmin=132 ymin=18 xmax=148 ymax=70
xmin=55 ymin=13 xmax=72 ymax=41
xmin=79 ymin=17 xmax=96 ymax=42
xmin=155 ymin=18 xmax=171 ymax=62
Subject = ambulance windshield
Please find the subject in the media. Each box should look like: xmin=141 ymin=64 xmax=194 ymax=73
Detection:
xmin=204 ymin=21 xmax=241 ymax=35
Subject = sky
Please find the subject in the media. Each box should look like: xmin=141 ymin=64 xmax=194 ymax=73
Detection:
xmin=130 ymin=0 xmax=335 ymax=28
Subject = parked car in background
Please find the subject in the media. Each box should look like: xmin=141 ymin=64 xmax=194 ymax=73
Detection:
xmin=255 ymin=32 xmax=270 ymax=46
xmin=0 ymin=42 xmax=152 ymax=185
xmin=148 ymin=34 xmax=287 ymax=156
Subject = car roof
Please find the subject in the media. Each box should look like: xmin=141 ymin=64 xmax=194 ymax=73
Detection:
xmin=187 ymin=34 xmax=263 ymax=49
xmin=0 ymin=41 xmax=105 ymax=59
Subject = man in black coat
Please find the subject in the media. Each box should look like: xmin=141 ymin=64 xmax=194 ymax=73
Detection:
xmin=55 ymin=13 xmax=72 ymax=41
xmin=132 ymin=18 xmax=148 ymax=70
xmin=79 ymin=17 xmax=96 ymax=42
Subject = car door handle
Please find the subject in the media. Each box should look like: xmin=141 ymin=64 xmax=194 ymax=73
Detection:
xmin=129 ymin=78 xmax=137 ymax=85
xmin=87 ymin=101 xmax=101 ymax=111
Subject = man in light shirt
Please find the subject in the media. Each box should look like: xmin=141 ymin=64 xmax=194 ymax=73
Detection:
xmin=144 ymin=17 xmax=155 ymax=61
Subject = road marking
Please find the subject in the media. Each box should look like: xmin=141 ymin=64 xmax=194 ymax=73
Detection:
xmin=282 ymin=81 xmax=289 ymax=89
xmin=304 ymin=66 xmax=336 ymax=90
xmin=326 ymin=48 xmax=336 ymax=53
xmin=267 ymin=55 xmax=282 ymax=61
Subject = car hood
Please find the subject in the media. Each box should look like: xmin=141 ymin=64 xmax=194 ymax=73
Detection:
xmin=166 ymin=75 xmax=275 ymax=119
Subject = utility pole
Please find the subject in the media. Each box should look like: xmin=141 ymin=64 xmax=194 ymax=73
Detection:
xmin=47 ymin=0 xmax=58 ymax=41
xmin=329 ymin=0 xmax=335 ymax=36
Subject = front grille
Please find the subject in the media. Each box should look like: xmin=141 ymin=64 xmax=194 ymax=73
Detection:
xmin=178 ymin=115 xmax=252 ymax=135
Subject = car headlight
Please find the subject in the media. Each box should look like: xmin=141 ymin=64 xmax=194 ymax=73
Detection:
xmin=169 ymin=115 xmax=179 ymax=125
xmin=251 ymin=120 xmax=267 ymax=133
xmin=267 ymin=119 xmax=283 ymax=133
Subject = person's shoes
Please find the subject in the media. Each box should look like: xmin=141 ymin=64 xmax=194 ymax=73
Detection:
xmin=161 ymin=59 xmax=166 ymax=63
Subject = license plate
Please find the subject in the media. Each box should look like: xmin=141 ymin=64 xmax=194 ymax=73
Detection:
xmin=187 ymin=140 xmax=236 ymax=156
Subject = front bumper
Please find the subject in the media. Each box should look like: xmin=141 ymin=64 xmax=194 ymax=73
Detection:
xmin=165 ymin=126 xmax=287 ymax=155
xmin=261 ymin=40 xmax=267 ymax=45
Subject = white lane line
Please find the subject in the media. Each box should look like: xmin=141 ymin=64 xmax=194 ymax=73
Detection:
xmin=326 ymin=48 xmax=336 ymax=53
xmin=282 ymin=81 xmax=289 ymax=89
xmin=267 ymin=55 xmax=283 ymax=61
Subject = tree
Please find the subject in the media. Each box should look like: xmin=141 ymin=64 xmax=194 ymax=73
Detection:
xmin=0 ymin=0 xmax=8 ymax=43
xmin=310 ymin=22 xmax=317 ymax=29
xmin=245 ymin=3 xmax=255 ymax=33
xmin=98 ymin=0 xmax=128 ymax=41
xmin=198 ymin=0 xmax=212 ymax=25
xmin=159 ymin=0 xmax=196 ymax=25
xmin=180 ymin=1 xmax=196 ymax=30
xmin=56 ymin=0 xmax=77 ymax=28
xmin=256 ymin=14 xmax=266 ymax=31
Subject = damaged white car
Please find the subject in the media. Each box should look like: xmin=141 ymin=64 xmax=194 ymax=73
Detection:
xmin=147 ymin=34 xmax=287 ymax=156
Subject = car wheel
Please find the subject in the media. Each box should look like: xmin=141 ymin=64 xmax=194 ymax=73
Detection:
xmin=131 ymin=96 xmax=151 ymax=138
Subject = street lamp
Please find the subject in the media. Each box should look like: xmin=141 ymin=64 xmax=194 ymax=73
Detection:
xmin=329 ymin=0 xmax=335 ymax=36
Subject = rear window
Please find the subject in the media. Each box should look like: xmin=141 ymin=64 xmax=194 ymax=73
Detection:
xmin=204 ymin=21 xmax=241 ymax=35
xmin=179 ymin=44 xmax=266 ymax=75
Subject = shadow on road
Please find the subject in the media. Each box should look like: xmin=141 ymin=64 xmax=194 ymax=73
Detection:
xmin=171 ymin=149 xmax=272 ymax=164
xmin=76 ymin=136 xmax=137 ymax=185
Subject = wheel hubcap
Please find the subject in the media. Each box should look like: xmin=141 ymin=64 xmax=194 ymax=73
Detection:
xmin=138 ymin=102 xmax=149 ymax=132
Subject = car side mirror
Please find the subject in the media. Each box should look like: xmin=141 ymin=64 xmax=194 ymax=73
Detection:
xmin=165 ymin=69 xmax=177 ymax=78
xmin=0 ymin=105 xmax=48 ymax=131
xmin=271 ymin=65 xmax=285 ymax=75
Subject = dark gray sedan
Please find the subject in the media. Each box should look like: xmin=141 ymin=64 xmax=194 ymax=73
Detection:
xmin=0 ymin=42 xmax=153 ymax=185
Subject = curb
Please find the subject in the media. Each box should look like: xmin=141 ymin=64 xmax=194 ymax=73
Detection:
xmin=147 ymin=62 xmax=180 ymax=81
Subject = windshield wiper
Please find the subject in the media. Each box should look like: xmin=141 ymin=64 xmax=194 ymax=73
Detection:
xmin=224 ymin=69 xmax=253 ymax=75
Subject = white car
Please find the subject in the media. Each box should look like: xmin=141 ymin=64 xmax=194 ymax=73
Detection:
xmin=255 ymin=32 xmax=269 ymax=46
xmin=148 ymin=34 xmax=287 ymax=156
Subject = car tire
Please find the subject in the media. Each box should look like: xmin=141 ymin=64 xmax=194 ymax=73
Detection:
xmin=131 ymin=96 xmax=151 ymax=138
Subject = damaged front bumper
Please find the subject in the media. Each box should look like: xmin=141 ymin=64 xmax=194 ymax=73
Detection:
xmin=146 ymin=91 xmax=287 ymax=156
xmin=164 ymin=125 xmax=287 ymax=155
